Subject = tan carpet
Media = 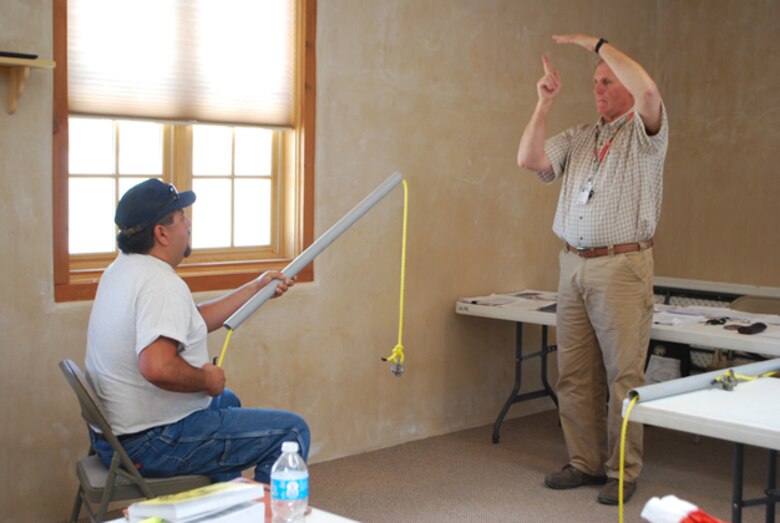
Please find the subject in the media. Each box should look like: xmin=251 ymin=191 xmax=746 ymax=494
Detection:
xmin=309 ymin=409 xmax=776 ymax=522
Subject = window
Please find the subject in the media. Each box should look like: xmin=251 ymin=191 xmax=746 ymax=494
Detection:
xmin=53 ymin=0 xmax=316 ymax=302
xmin=67 ymin=120 xmax=280 ymax=265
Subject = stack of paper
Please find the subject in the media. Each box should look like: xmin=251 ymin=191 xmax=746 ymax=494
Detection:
xmin=459 ymin=290 xmax=557 ymax=307
xmin=127 ymin=480 xmax=264 ymax=523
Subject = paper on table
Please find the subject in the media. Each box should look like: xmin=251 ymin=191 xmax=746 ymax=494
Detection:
xmin=657 ymin=305 xmax=734 ymax=317
xmin=504 ymin=290 xmax=558 ymax=301
xmin=167 ymin=501 xmax=264 ymax=523
xmin=458 ymin=294 xmax=524 ymax=306
xmin=459 ymin=290 xmax=558 ymax=307
xmin=657 ymin=305 xmax=780 ymax=325
xmin=127 ymin=481 xmax=263 ymax=522
xmin=652 ymin=311 xmax=706 ymax=326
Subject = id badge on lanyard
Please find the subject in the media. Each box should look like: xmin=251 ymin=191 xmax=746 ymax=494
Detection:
xmin=579 ymin=113 xmax=634 ymax=205
xmin=578 ymin=180 xmax=594 ymax=204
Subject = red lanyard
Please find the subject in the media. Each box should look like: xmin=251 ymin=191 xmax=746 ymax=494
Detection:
xmin=593 ymin=112 xmax=634 ymax=170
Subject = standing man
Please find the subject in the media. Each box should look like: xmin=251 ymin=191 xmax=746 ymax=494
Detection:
xmin=517 ymin=34 xmax=668 ymax=504
xmin=86 ymin=178 xmax=310 ymax=483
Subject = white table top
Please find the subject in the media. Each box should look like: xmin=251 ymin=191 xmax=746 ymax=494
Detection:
xmin=456 ymin=299 xmax=556 ymax=327
xmin=306 ymin=507 xmax=360 ymax=522
xmin=105 ymin=505 xmax=359 ymax=523
xmin=625 ymin=376 xmax=780 ymax=451
xmin=455 ymin=291 xmax=780 ymax=357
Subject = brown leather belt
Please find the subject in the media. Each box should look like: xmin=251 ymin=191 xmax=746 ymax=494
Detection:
xmin=565 ymin=239 xmax=653 ymax=258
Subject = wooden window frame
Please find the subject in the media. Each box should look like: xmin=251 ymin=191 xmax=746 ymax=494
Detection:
xmin=52 ymin=0 xmax=316 ymax=302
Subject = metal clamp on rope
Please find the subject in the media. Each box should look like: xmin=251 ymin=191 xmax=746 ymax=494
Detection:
xmin=713 ymin=369 xmax=738 ymax=391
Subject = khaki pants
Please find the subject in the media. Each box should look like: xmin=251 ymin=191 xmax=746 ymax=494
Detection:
xmin=556 ymin=247 xmax=654 ymax=482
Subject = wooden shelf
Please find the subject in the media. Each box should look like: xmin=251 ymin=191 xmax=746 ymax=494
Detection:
xmin=0 ymin=57 xmax=56 ymax=114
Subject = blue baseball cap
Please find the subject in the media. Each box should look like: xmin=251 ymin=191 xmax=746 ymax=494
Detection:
xmin=115 ymin=179 xmax=196 ymax=235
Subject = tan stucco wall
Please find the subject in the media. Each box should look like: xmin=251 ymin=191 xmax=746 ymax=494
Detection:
xmin=1 ymin=1 xmax=778 ymax=520
xmin=653 ymin=1 xmax=780 ymax=282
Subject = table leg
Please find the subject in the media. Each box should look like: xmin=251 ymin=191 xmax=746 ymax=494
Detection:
xmin=493 ymin=323 xmax=524 ymax=444
xmin=730 ymin=444 xmax=780 ymax=523
xmin=767 ymin=449 xmax=776 ymax=523
xmin=540 ymin=327 xmax=558 ymax=408
xmin=492 ymin=323 xmax=558 ymax=444
xmin=733 ymin=443 xmax=744 ymax=523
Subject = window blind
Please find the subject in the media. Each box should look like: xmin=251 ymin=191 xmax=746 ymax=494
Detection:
xmin=68 ymin=0 xmax=296 ymax=127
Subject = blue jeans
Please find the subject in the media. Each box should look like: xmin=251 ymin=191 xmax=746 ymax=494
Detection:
xmin=92 ymin=390 xmax=310 ymax=483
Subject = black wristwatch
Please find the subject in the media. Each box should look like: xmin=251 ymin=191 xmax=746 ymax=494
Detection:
xmin=595 ymin=38 xmax=608 ymax=55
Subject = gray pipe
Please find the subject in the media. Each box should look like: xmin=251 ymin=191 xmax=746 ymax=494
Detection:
xmin=625 ymin=358 xmax=780 ymax=405
xmin=224 ymin=171 xmax=405 ymax=331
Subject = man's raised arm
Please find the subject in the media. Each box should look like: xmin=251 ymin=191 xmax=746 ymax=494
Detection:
xmin=553 ymin=34 xmax=663 ymax=134
xmin=517 ymin=55 xmax=560 ymax=173
xmin=197 ymin=270 xmax=294 ymax=332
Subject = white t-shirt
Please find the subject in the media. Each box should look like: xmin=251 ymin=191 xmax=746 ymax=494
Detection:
xmin=85 ymin=253 xmax=211 ymax=435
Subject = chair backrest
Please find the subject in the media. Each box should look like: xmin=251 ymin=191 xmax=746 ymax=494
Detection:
xmin=730 ymin=295 xmax=780 ymax=315
xmin=59 ymin=359 xmax=154 ymax=495
xmin=59 ymin=359 xmax=113 ymax=438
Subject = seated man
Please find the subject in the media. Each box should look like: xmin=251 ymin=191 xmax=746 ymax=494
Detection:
xmin=85 ymin=178 xmax=310 ymax=482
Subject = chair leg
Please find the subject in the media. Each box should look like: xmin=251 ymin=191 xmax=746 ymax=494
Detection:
xmin=68 ymin=486 xmax=83 ymax=523
xmin=97 ymin=455 xmax=121 ymax=522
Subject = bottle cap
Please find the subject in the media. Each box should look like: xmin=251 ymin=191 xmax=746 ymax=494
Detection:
xmin=282 ymin=441 xmax=299 ymax=453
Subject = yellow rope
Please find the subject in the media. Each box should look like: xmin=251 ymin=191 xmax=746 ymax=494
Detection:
xmin=383 ymin=178 xmax=409 ymax=373
xmin=618 ymin=394 xmax=639 ymax=523
xmin=713 ymin=369 xmax=776 ymax=383
xmin=215 ymin=328 xmax=233 ymax=367
xmin=217 ymin=179 xmax=409 ymax=372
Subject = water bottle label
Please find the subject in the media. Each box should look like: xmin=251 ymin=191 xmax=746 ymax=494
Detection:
xmin=271 ymin=477 xmax=309 ymax=501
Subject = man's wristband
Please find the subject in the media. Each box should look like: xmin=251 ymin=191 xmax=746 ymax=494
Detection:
xmin=595 ymin=38 xmax=608 ymax=55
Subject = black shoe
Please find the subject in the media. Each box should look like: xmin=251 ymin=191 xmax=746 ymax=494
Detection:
xmin=597 ymin=478 xmax=637 ymax=505
xmin=544 ymin=464 xmax=608 ymax=489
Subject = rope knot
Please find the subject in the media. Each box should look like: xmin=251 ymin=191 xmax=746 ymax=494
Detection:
xmin=382 ymin=343 xmax=406 ymax=376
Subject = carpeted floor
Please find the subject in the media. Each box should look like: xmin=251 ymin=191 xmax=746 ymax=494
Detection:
xmin=309 ymin=409 xmax=776 ymax=522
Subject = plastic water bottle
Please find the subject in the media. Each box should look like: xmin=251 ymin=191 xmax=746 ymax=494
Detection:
xmin=270 ymin=441 xmax=308 ymax=523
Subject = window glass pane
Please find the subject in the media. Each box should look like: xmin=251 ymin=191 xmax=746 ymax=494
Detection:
xmin=69 ymin=118 xmax=114 ymax=174
xmin=193 ymin=125 xmax=232 ymax=176
xmin=69 ymin=177 xmax=116 ymax=254
xmin=234 ymin=179 xmax=271 ymax=246
xmin=191 ymin=179 xmax=231 ymax=248
xmin=118 ymin=120 xmax=163 ymax=175
xmin=235 ymin=128 xmax=273 ymax=176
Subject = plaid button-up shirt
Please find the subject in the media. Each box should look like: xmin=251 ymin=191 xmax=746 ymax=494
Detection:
xmin=540 ymin=104 xmax=669 ymax=248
